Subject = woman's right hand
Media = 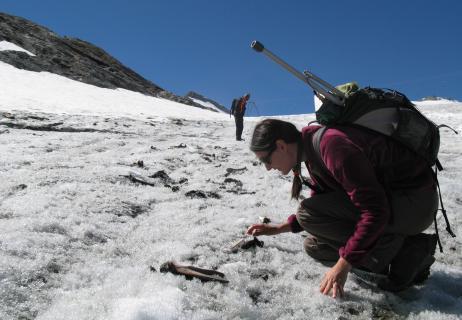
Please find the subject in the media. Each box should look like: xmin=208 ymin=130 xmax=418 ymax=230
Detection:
xmin=246 ymin=223 xmax=288 ymax=236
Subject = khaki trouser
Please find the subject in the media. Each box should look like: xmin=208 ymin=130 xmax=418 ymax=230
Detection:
xmin=296 ymin=186 xmax=438 ymax=272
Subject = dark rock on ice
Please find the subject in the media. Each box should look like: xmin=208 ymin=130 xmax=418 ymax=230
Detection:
xmin=185 ymin=190 xmax=221 ymax=199
xmin=159 ymin=261 xmax=229 ymax=283
xmin=224 ymin=167 xmax=248 ymax=177
xmin=149 ymin=170 xmax=175 ymax=185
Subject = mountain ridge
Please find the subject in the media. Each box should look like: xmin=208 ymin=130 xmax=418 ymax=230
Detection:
xmin=0 ymin=12 xmax=220 ymax=112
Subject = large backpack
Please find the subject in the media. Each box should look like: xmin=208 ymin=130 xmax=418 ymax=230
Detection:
xmin=230 ymin=98 xmax=239 ymax=115
xmin=312 ymin=85 xmax=457 ymax=251
xmin=315 ymin=86 xmax=443 ymax=169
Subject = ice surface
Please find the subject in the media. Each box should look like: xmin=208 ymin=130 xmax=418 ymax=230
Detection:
xmin=0 ymin=61 xmax=461 ymax=319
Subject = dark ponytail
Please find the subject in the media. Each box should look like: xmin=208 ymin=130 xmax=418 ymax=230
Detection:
xmin=250 ymin=119 xmax=304 ymax=200
xmin=291 ymin=141 xmax=304 ymax=200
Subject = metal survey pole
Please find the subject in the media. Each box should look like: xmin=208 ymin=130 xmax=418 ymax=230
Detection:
xmin=250 ymin=40 xmax=345 ymax=106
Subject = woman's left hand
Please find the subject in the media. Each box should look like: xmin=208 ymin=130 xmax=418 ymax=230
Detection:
xmin=319 ymin=257 xmax=352 ymax=298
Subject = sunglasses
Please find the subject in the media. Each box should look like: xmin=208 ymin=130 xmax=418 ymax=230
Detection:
xmin=259 ymin=145 xmax=276 ymax=165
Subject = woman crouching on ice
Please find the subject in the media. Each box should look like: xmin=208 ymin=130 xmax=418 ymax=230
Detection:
xmin=247 ymin=119 xmax=438 ymax=298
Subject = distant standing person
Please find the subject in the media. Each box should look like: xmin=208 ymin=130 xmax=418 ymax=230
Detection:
xmin=230 ymin=93 xmax=250 ymax=141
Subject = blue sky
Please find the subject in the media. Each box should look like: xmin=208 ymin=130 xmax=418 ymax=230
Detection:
xmin=2 ymin=1 xmax=461 ymax=116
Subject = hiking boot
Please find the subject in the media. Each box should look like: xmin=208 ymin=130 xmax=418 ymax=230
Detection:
xmin=351 ymin=266 xmax=389 ymax=284
xmin=378 ymin=233 xmax=437 ymax=292
xmin=413 ymin=233 xmax=438 ymax=285
xmin=303 ymin=236 xmax=339 ymax=262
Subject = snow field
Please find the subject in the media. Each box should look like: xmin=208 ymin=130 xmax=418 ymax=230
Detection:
xmin=0 ymin=59 xmax=461 ymax=319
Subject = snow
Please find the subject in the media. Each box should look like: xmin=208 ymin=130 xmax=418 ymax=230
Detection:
xmin=0 ymin=40 xmax=36 ymax=56
xmin=0 ymin=61 xmax=227 ymax=121
xmin=0 ymin=62 xmax=461 ymax=320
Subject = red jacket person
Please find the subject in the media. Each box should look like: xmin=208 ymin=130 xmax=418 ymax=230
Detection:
xmin=230 ymin=93 xmax=250 ymax=141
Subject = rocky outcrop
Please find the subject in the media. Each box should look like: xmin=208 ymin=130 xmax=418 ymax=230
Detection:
xmin=186 ymin=91 xmax=230 ymax=113
xmin=158 ymin=91 xmax=219 ymax=112
xmin=0 ymin=12 xmax=212 ymax=111
xmin=420 ymin=96 xmax=456 ymax=102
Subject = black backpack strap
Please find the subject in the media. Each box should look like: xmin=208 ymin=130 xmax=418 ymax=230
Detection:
xmin=432 ymin=125 xmax=457 ymax=251
xmin=433 ymin=167 xmax=456 ymax=253
xmin=435 ymin=159 xmax=444 ymax=171
xmin=435 ymin=125 xmax=458 ymax=171
xmin=437 ymin=124 xmax=458 ymax=135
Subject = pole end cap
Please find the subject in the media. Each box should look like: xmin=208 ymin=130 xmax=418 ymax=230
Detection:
xmin=251 ymin=40 xmax=264 ymax=52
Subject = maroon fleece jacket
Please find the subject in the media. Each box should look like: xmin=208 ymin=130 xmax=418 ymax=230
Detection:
xmin=287 ymin=125 xmax=434 ymax=265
